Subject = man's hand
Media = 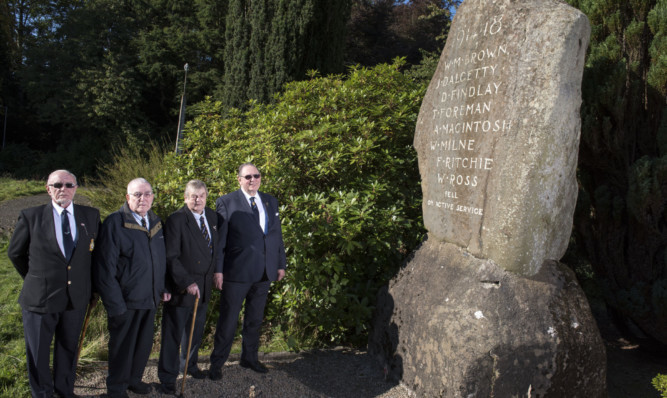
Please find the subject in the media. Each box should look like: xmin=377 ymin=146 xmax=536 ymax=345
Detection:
xmin=186 ymin=283 xmax=200 ymax=298
xmin=277 ymin=269 xmax=285 ymax=281
xmin=214 ymin=272 xmax=223 ymax=290
xmin=162 ymin=292 xmax=172 ymax=302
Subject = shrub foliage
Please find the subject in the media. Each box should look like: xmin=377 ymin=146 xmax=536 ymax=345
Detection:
xmin=154 ymin=60 xmax=426 ymax=345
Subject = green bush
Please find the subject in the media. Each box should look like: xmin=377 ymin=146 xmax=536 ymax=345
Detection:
xmin=654 ymin=373 xmax=667 ymax=397
xmin=86 ymin=141 xmax=170 ymax=219
xmin=155 ymin=59 xmax=427 ymax=345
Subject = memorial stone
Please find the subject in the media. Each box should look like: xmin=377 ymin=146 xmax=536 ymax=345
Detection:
xmin=369 ymin=0 xmax=607 ymax=396
xmin=413 ymin=0 xmax=590 ymax=275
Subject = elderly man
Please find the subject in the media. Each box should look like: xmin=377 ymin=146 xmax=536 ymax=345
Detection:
xmin=157 ymin=180 xmax=221 ymax=394
xmin=93 ymin=178 xmax=170 ymax=398
xmin=8 ymin=169 xmax=100 ymax=398
xmin=209 ymin=163 xmax=286 ymax=380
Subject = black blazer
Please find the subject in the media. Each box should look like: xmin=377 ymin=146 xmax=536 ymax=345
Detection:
xmin=164 ymin=205 xmax=221 ymax=306
xmin=8 ymin=203 xmax=100 ymax=313
xmin=215 ymin=189 xmax=286 ymax=282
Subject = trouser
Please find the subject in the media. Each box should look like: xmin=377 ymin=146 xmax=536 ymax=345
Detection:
xmin=210 ymin=280 xmax=270 ymax=368
xmin=157 ymin=301 xmax=208 ymax=384
xmin=106 ymin=308 xmax=156 ymax=395
xmin=22 ymin=307 xmax=87 ymax=398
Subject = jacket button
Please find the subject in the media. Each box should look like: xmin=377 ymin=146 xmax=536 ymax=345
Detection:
xmin=67 ymin=281 xmax=71 ymax=285
xmin=67 ymin=266 xmax=72 ymax=270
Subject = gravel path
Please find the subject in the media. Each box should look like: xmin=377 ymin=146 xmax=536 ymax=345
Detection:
xmin=74 ymin=349 xmax=411 ymax=398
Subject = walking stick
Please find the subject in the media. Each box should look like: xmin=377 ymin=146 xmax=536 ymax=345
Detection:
xmin=75 ymin=299 xmax=95 ymax=367
xmin=180 ymin=296 xmax=199 ymax=398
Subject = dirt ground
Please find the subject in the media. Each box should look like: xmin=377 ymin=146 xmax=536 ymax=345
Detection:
xmin=1 ymin=194 xmax=666 ymax=397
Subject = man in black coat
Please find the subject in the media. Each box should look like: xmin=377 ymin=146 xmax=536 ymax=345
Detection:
xmin=8 ymin=169 xmax=100 ymax=398
xmin=157 ymin=180 xmax=221 ymax=394
xmin=93 ymin=178 xmax=170 ymax=398
xmin=209 ymin=163 xmax=286 ymax=380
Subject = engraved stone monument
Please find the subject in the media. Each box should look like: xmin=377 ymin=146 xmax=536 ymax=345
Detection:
xmin=369 ymin=0 xmax=607 ymax=396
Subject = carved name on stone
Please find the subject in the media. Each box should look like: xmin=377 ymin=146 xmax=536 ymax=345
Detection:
xmin=413 ymin=0 xmax=590 ymax=275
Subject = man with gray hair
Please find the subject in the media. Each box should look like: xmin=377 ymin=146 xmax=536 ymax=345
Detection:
xmin=94 ymin=178 xmax=171 ymax=398
xmin=157 ymin=180 xmax=221 ymax=394
xmin=8 ymin=169 xmax=100 ymax=398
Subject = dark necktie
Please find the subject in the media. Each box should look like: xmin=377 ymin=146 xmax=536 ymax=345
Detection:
xmin=141 ymin=217 xmax=147 ymax=229
xmin=250 ymin=197 xmax=260 ymax=226
xmin=200 ymin=216 xmax=212 ymax=253
xmin=62 ymin=209 xmax=74 ymax=262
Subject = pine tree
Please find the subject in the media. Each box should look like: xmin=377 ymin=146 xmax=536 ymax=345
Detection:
xmin=222 ymin=0 xmax=250 ymax=108
xmin=567 ymin=0 xmax=667 ymax=344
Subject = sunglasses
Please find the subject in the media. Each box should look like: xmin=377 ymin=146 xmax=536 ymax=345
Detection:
xmin=242 ymin=174 xmax=261 ymax=180
xmin=49 ymin=183 xmax=77 ymax=189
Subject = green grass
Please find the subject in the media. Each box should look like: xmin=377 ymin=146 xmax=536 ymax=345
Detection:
xmin=0 ymin=178 xmax=45 ymax=203
xmin=0 ymin=239 xmax=30 ymax=397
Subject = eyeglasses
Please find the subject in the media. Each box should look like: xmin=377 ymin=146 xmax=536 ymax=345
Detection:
xmin=129 ymin=192 xmax=154 ymax=198
xmin=49 ymin=183 xmax=77 ymax=189
xmin=242 ymin=174 xmax=261 ymax=180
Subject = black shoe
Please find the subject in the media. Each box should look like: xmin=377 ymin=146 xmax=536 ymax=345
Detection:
xmin=239 ymin=359 xmax=269 ymax=374
xmin=127 ymin=381 xmax=152 ymax=395
xmin=208 ymin=366 xmax=222 ymax=381
xmin=186 ymin=367 xmax=207 ymax=379
xmin=156 ymin=382 xmax=176 ymax=395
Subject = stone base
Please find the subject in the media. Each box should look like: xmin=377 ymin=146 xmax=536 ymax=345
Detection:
xmin=369 ymin=238 xmax=606 ymax=397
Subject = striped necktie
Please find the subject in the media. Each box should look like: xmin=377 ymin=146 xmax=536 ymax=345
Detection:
xmin=200 ymin=216 xmax=212 ymax=254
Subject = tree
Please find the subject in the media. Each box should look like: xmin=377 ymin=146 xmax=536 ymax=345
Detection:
xmin=222 ymin=0 xmax=351 ymax=108
xmin=566 ymin=0 xmax=667 ymax=344
xmin=345 ymin=0 xmax=459 ymax=67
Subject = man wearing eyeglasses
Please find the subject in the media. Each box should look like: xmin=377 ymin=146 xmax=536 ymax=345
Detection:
xmin=93 ymin=178 xmax=171 ymax=398
xmin=8 ymin=169 xmax=100 ymax=398
xmin=208 ymin=163 xmax=286 ymax=380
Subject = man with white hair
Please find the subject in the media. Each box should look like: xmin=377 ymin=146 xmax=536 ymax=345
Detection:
xmin=8 ymin=169 xmax=100 ymax=398
xmin=94 ymin=178 xmax=171 ymax=398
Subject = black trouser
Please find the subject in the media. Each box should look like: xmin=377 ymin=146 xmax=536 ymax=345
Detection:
xmin=210 ymin=280 xmax=270 ymax=368
xmin=106 ymin=308 xmax=156 ymax=395
xmin=157 ymin=301 xmax=208 ymax=384
xmin=22 ymin=307 xmax=87 ymax=398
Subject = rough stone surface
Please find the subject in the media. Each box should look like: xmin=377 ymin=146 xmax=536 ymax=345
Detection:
xmin=413 ymin=0 xmax=591 ymax=275
xmin=369 ymin=239 xmax=607 ymax=397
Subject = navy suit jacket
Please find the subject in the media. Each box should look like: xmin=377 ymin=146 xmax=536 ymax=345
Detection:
xmin=8 ymin=203 xmax=100 ymax=313
xmin=215 ymin=189 xmax=286 ymax=282
xmin=164 ymin=205 xmax=221 ymax=306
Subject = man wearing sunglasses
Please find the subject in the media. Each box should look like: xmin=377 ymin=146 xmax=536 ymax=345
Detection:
xmin=209 ymin=163 xmax=286 ymax=380
xmin=8 ymin=169 xmax=100 ymax=398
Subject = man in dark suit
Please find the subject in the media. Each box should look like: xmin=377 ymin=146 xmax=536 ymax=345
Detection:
xmin=157 ymin=180 xmax=221 ymax=394
xmin=209 ymin=163 xmax=286 ymax=380
xmin=8 ymin=169 xmax=100 ymax=398
xmin=94 ymin=178 xmax=170 ymax=398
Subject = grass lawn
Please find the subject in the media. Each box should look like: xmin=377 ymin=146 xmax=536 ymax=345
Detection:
xmin=0 ymin=240 xmax=31 ymax=397
xmin=0 ymin=178 xmax=45 ymax=203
